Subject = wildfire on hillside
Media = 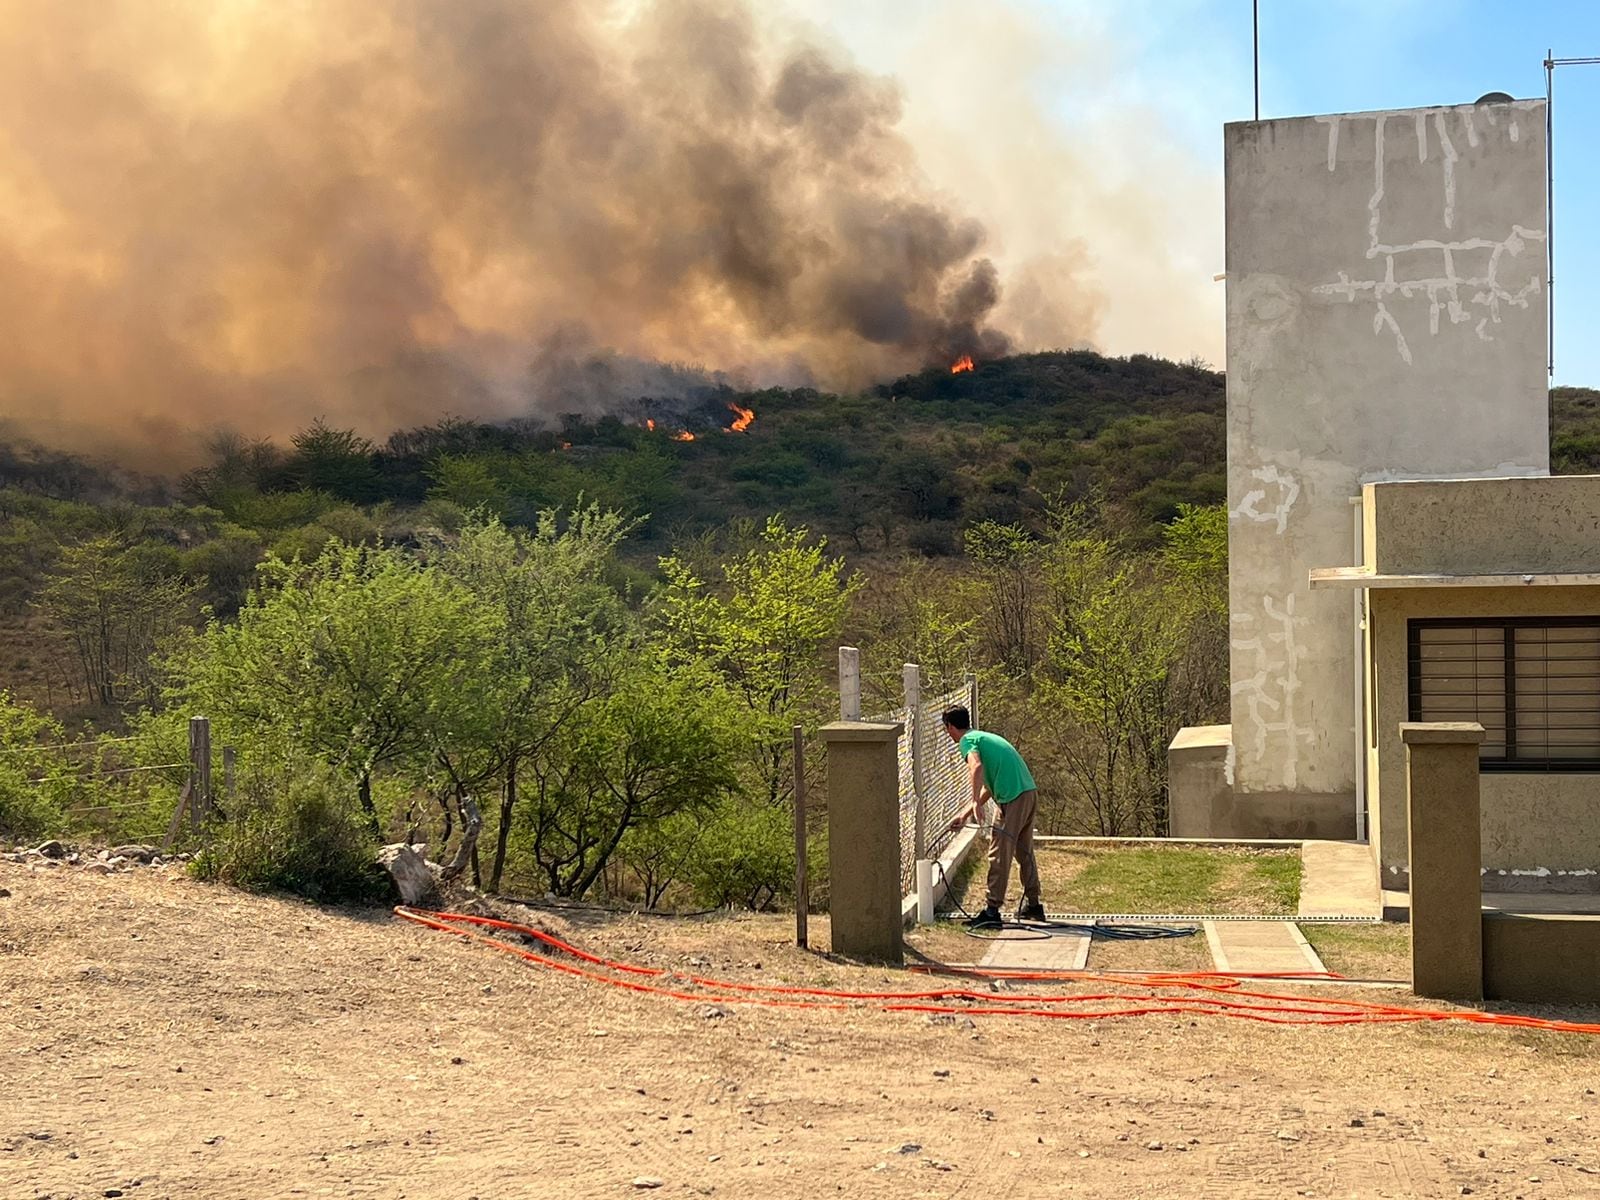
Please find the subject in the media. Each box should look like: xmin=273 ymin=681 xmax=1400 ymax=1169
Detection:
xmin=672 ymin=430 xmax=696 ymax=442
xmin=950 ymin=355 xmax=975 ymax=374
xmin=646 ymin=419 xmax=656 ymax=431
xmin=727 ymin=403 xmax=755 ymax=433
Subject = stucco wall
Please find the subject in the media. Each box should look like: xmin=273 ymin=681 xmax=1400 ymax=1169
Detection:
xmin=1365 ymin=476 xmax=1600 ymax=576
xmin=1369 ymin=587 xmax=1600 ymax=890
xmin=1224 ymin=101 xmax=1548 ymax=818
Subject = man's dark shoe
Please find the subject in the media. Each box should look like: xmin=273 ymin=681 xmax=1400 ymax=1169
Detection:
xmin=1018 ymin=900 xmax=1047 ymax=922
xmin=964 ymin=907 xmax=1003 ymax=930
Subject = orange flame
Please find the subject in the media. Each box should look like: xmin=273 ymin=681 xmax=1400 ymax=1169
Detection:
xmin=672 ymin=430 xmax=695 ymax=442
xmin=727 ymin=402 xmax=755 ymax=433
xmin=950 ymin=355 xmax=975 ymax=374
xmin=645 ymin=418 xmax=656 ymax=431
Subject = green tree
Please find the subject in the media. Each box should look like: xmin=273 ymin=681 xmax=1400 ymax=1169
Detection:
xmin=852 ymin=557 xmax=977 ymax=708
xmin=1033 ymin=507 xmax=1200 ymax=835
xmin=0 ymin=692 xmax=72 ymax=839
xmin=963 ymin=520 xmax=1041 ymax=675
xmin=426 ymin=454 xmax=510 ymax=518
xmin=162 ymin=540 xmax=501 ymax=837
xmin=653 ymin=516 xmax=858 ymax=806
xmin=286 ymin=420 xmax=380 ymax=503
xmin=428 ymin=507 xmax=634 ymax=888
xmin=518 ymin=663 xmax=738 ymax=898
xmin=36 ymin=535 xmax=200 ymax=709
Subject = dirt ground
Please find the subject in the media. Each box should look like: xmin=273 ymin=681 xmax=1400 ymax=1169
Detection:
xmin=5 ymin=862 xmax=1600 ymax=1200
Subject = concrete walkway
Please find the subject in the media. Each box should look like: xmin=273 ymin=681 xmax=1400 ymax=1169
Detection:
xmin=1299 ymin=840 xmax=1382 ymax=918
xmin=1204 ymin=920 xmax=1328 ymax=974
xmin=978 ymin=927 xmax=1091 ymax=971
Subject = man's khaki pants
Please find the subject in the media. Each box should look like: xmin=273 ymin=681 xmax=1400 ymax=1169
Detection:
xmin=986 ymin=789 xmax=1040 ymax=911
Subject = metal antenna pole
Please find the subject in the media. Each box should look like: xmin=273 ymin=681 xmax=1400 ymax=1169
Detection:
xmin=1543 ymin=54 xmax=1600 ymax=380
xmin=1253 ymin=0 xmax=1260 ymax=121
xmin=1546 ymin=50 xmax=1555 ymax=378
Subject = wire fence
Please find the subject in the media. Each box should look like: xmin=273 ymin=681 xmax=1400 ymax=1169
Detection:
xmin=1 ymin=718 xmax=226 ymax=841
xmin=865 ymin=673 xmax=976 ymax=897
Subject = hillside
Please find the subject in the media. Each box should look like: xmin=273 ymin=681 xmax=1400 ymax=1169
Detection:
xmin=2 ymin=357 xmax=1593 ymax=576
xmin=3 ymin=350 xmax=1226 ymax=558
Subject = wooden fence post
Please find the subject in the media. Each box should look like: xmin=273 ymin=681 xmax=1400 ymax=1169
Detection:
xmin=189 ymin=716 xmax=211 ymax=827
xmin=793 ymin=724 xmax=808 ymax=949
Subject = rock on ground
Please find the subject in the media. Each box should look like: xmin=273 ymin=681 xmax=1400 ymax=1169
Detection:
xmin=377 ymin=844 xmax=439 ymax=906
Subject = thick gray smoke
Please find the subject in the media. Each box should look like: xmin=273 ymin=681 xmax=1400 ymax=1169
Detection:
xmin=0 ymin=0 xmax=1053 ymax=462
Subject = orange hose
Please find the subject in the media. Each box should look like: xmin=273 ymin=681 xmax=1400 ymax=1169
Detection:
xmin=394 ymin=907 xmax=1600 ymax=1036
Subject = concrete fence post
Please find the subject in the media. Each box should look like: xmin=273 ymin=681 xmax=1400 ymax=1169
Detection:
xmin=838 ymin=647 xmax=861 ymax=721
xmin=1401 ymin=722 xmax=1485 ymax=1001
xmin=904 ymin=662 xmax=926 ymax=861
xmin=821 ymin=720 xmax=905 ymax=964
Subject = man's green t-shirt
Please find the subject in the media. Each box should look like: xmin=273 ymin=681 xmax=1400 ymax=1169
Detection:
xmin=958 ymin=730 xmax=1036 ymax=804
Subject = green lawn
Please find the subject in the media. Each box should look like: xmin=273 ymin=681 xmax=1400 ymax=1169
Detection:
xmin=942 ymin=843 xmax=1303 ymax=916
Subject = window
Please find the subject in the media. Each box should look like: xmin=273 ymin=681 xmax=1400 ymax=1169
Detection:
xmin=1408 ymin=618 xmax=1600 ymax=769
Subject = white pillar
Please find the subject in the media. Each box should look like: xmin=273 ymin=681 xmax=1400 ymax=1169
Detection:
xmin=916 ymin=858 xmax=936 ymax=925
xmin=838 ymin=646 xmax=861 ymax=721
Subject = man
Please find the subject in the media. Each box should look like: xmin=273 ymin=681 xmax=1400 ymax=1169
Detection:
xmin=943 ymin=705 xmax=1043 ymax=929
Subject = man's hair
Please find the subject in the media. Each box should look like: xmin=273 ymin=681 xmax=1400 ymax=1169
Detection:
xmin=942 ymin=706 xmax=971 ymax=731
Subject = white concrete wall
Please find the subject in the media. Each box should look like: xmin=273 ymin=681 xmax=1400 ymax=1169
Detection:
xmin=1224 ymin=100 xmax=1549 ymax=816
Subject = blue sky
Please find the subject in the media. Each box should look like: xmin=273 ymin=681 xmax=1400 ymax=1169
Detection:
xmin=814 ymin=1 xmax=1600 ymax=385
xmin=1194 ymin=0 xmax=1599 ymax=386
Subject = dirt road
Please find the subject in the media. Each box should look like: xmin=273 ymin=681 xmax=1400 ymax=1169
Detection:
xmin=4 ymin=862 xmax=1598 ymax=1199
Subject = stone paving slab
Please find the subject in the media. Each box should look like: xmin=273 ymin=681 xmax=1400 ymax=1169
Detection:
xmin=977 ymin=926 xmax=1091 ymax=971
xmin=1204 ymin=920 xmax=1326 ymax=974
xmin=1299 ymin=840 xmax=1381 ymax=917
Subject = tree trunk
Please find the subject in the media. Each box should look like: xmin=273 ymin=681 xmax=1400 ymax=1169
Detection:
xmin=490 ymin=755 xmax=516 ymax=893
xmin=358 ymin=771 xmax=379 ymax=838
xmin=439 ymin=788 xmax=482 ymax=883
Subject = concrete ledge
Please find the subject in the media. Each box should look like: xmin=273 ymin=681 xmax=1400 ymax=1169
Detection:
xmin=1311 ymin=566 xmax=1600 ymax=590
xmin=1170 ymin=724 xmax=1232 ymax=753
xmin=901 ymin=824 xmax=981 ymax=927
xmin=1168 ymin=725 xmax=1232 ymax=838
xmin=1483 ymin=912 xmax=1600 ymax=1003
xmin=1400 ymin=722 xmax=1486 ymax=745
xmin=1385 ymin=870 xmax=1600 ymax=897
xmin=820 ymin=721 xmax=903 ymax=742
xmin=1034 ymin=835 xmax=1304 ymax=847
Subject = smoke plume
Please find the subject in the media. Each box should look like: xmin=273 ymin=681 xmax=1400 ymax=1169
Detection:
xmin=0 ymin=0 xmax=1053 ymax=461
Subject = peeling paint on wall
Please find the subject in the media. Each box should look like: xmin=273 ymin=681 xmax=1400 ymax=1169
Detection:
xmin=1309 ymin=108 xmax=1545 ymax=366
xmin=1230 ymin=464 xmax=1300 ymax=534
xmin=1230 ymin=592 xmax=1315 ymax=790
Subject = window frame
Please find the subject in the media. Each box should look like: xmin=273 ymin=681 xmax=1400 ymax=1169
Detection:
xmin=1406 ymin=615 xmax=1600 ymax=773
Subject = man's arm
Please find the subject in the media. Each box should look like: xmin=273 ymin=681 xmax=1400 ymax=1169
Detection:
xmin=949 ymin=750 xmax=989 ymax=831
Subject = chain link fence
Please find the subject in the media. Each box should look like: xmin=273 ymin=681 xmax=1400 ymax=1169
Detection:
xmin=862 ymin=669 xmax=977 ymax=897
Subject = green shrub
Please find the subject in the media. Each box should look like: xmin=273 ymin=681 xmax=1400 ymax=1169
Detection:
xmin=684 ymin=796 xmax=794 ymax=910
xmin=0 ymin=692 xmax=68 ymax=841
xmin=191 ymin=764 xmax=387 ymax=903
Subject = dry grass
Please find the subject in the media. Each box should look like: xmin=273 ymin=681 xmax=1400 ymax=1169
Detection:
xmin=1305 ymin=923 xmax=1413 ymax=982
